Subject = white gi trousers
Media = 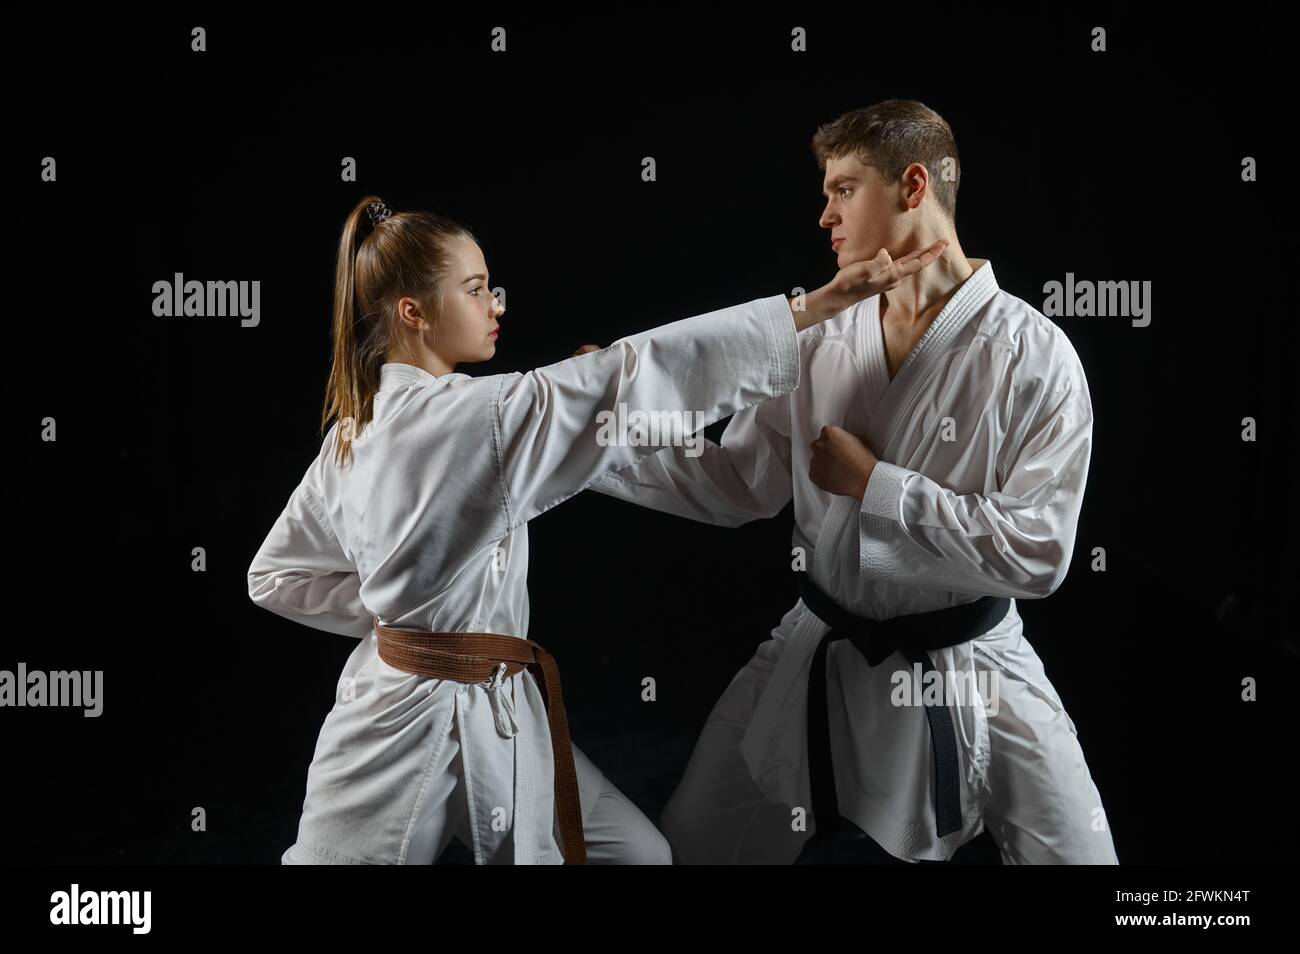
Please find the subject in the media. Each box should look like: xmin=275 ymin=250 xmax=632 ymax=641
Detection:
xmin=659 ymin=614 xmax=1120 ymax=865
xmin=281 ymin=642 xmax=670 ymax=865
xmin=283 ymin=741 xmax=667 ymax=865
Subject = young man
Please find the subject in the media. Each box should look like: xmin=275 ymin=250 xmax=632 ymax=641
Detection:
xmin=587 ymin=100 xmax=1119 ymax=864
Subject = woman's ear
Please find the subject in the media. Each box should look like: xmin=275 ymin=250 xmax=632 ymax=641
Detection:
xmin=395 ymin=295 xmax=425 ymax=332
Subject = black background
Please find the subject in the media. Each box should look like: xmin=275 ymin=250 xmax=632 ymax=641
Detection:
xmin=10 ymin=7 xmax=1293 ymax=866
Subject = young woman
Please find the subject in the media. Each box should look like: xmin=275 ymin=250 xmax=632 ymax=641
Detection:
xmin=247 ymin=195 xmax=946 ymax=864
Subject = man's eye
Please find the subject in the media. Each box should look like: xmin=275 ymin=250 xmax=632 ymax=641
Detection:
xmin=839 ymin=188 xmax=851 ymax=198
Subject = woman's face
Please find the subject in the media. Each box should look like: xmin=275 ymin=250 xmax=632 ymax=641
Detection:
xmin=429 ymin=238 xmax=504 ymax=365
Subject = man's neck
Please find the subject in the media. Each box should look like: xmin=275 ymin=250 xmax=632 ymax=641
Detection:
xmin=881 ymin=238 xmax=975 ymax=328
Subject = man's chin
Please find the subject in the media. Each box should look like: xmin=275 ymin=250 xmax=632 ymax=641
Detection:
xmin=841 ymin=245 xmax=885 ymax=266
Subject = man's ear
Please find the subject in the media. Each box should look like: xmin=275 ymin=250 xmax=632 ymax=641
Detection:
xmin=901 ymin=161 xmax=930 ymax=213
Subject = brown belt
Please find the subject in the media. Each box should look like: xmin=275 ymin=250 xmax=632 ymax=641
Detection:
xmin=371 ymin=617 xmax=587 ymax=864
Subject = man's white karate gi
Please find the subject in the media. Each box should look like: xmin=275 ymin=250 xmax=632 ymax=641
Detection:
xmin=591 ymin=261 xmax=1120 ymax=864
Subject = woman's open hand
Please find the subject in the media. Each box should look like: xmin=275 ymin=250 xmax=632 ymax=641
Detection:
xmin=824 ymin=240 xmax=949 ymax=314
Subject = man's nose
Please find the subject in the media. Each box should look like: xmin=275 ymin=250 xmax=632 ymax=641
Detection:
xmin=819 ymin=207 xmax=837 ymax=229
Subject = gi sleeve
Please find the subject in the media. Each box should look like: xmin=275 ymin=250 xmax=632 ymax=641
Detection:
xmin=858 ymin=381 xmax=1093 ymax=599
xmin=247 ymin=475 xmax=374 ymax=639
xmin=586 ymin=391 xmax=794 ymax=527
xmin=492 ymin=294 xmax=800 ymax=531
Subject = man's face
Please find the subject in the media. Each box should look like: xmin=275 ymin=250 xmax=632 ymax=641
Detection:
xmin=818 ymin=155 xmax=900 ymax=269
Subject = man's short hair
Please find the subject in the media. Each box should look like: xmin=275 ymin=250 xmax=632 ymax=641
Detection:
xmin=811 ymin=99 xmax=960 ymax=224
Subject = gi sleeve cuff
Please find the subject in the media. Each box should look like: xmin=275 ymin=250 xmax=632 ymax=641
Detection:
xmin=859 ymin=460 xmax=910 ymax=579
xmin=756 ymin=294 xmax=802 ymax=398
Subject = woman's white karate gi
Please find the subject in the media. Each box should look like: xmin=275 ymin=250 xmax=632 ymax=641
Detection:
xmin=249 ymin=295 xmax=801 ymax=864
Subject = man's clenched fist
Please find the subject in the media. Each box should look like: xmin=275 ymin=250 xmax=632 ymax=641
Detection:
xmin=808 ymin=424 xmax=879 ymax=500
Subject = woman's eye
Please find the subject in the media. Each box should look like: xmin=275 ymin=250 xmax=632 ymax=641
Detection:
xmin=469 ymin=287 xmax=482 ymax=296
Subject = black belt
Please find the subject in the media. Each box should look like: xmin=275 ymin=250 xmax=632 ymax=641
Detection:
xmin=796 ymin=571 xmax=1009 ymax=843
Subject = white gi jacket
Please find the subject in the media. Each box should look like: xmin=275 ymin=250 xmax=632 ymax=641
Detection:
xmin=248 ymin=294 xmax=801 ymax=864
xmin=591 ymin=261 xmax=1096 ymax=860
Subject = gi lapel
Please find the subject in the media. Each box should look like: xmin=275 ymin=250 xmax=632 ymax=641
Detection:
xmin=868 ymin=260 xmax=999 ymax=460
